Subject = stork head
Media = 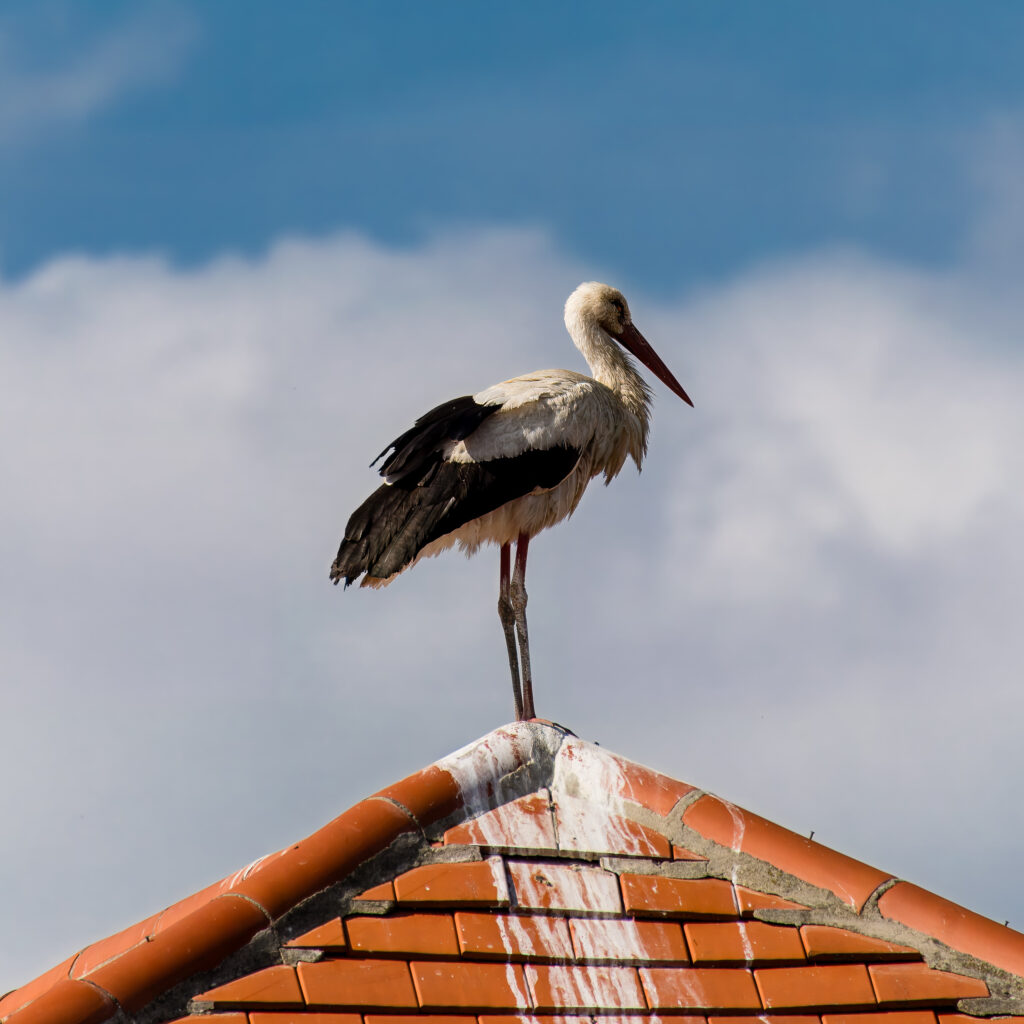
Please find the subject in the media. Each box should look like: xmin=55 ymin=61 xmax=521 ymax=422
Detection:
xmin=565 ymin=281 xmax=693 ymax=407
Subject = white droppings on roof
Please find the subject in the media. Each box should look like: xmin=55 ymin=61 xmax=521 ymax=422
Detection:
xmin=551 ymin=735 xmax=632 ymax=813
xmin=571 ymin=917 xmax=667 ymax=962
xmin=437 ymin=721 xmax=559 ymax=818
xmin=485 ymin=854 xmax=510 ymax=904
xmin=525 ymin=962 xmax=646 ymax=1010
xmin=554 ymin=794 xmax=659 ymax=857
xmin=494 ymin=912 xmax=573 ymax=961
xmin=509 ymin=860 xmax=622 ymax=914
xmin=454 ymin=792 xmax=556 ymax=851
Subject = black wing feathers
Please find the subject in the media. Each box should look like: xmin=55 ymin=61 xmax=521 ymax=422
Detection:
xmin=331 ymin=445 xmax=580 ymax=586
xmin=373 ymin=395 xmax=500 ymax=482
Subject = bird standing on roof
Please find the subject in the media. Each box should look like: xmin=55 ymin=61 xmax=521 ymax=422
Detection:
xmin=331 ymin=281 xmax=692 ymax=721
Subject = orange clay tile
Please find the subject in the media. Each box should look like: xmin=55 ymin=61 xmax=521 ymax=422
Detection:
xmin=285 ymin=917 xmax=348 ymax=949
xmin=800 ymin=926 xmax=918 ymax=961
xmin=755 ymin=964 xmax=877 ymax=1010
xmin=686 ymin=921 xmax=806 ymax=965
xmin=684 ymin=797 xmax=891 ymax=912
xmin=878 ymin=882 xmax=1024 ymax=977
xmin=674 ymin=845 xmax=709 ymax=860
xmin=355 ymin=881 xmax=395 ymax=900
xmin=70 ymin=911 xmax=162 ymax=978
xmin=508 ymin=860 xmax=622 ymax=914
xmin=394 ymin=857 xmax=508 ymax=906
xmin=553 ymin=796 xmax=672 ymax=858
xmin=297 ymin=958 xmax=417 ymax=1009
xmin=711 ymin=1016 xmax=818 ymax=1024
xmin=410 ymin=960 xmax=530 ymax=1010
xmin=250 ymin=1014 xmax=361 ymax=1024
xmin=174 ymin=1015 xmax=248 ymax=1023
xmin=735 ymin=885 xmax=808 ymax=916
xmin=88 ymin=894 xmax=271 ymax=1012
xmin=455 ymin=910 xmax=574 ymax=960
xmin=1 ymin=979 xmax=116 ymax=1024
xmin=0 ymin=953 xmax=77 ymax=1018
xmin=868 ymin=963 xmax=988 ymax=1004
xmin=938 ymin=1016 xmax=1024 ymax=1024
xmin=570 ymin=917 xmax=689 ymax=963
xmin=556 ymin=736 xmax=695 ymax=815
xmin=372 ymin=764 xmax=462 ymax=827
xmin=232 ymin=798 xmax=417 ymax=919
xmin=364 ymin=1015 xmax=471 ymax=1024
xmin=365 ymin=1017 xmax=471 ymax=1024
xmin=639 ymin=965 xmax=762 ymax=1010
xmin=824 ymin=1013 xmax=937 ymax=1024
xmin=345 ymin=912 xmax=459 ymax=956
xmin=444 ymin=793 xmax=557 ymax=851
xmin=193 ymin=965 xmax=303 ymax=1009
xmin=620 ymin=874 xmax=737 ymax=918
xmin=525 ymin=963 xmax=647 ymax=1011
xmin=154 ymin=876 xmax=238 ymax=934
xmin=478 ymin=1017 xmax=622 ymax=1024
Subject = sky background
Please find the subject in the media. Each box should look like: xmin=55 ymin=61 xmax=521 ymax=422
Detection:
xmin=4 ymin=0 xmax=1024 ymax=994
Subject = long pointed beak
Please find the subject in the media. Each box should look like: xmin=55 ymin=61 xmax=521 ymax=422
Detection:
xmin=618 ymin=322 xmax=694 ymax=407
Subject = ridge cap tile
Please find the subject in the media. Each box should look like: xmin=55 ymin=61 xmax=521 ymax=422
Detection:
xmin=684 ymin=795 xmax=892 ymax=911
xmin=879 ymin=882 xmax=1024 ymax=978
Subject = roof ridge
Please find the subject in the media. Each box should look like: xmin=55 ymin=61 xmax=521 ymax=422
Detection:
xmin=4 ymin=721 xmax=1024 ymax=1024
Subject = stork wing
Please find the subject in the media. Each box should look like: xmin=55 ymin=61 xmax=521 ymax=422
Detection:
xmin=374 ymin=395 xmax=501 ymax=483
xmin=332 ymin=444 xmax=581 ymax=586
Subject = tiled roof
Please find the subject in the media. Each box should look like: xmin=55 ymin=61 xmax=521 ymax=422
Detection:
xmin=3 ymin=721 xmax=1024 ymax=1023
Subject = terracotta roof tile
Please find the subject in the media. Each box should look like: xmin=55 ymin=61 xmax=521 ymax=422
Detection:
xmin=1 ymin=980 xmax=116 ymax=1024
xmin=297 ymin=959 xmax=418 ymax=1009
xmin=684 ymin=796 xmax=892 ymax=911
xmin=525 ymin=962 xmax=647 ymax=1011
xmin=355 ymin=881 xmax=395 ymax=900
xmin=345 ymin=912 xmax=459 ymax=957
xmin=756 ymin=964 xmax=877 ymax=1010
xmin=285 ymin=917 xmax=348 ymax=950
xmin=735 ymin=885 xmax=809 ymax=916
xmin=454 ymin=911 xmax=574 ymax=961
xmin=868 ymin=963 xmax=989 ymax=1005
xmin=879 ymin=883 xmax=1024 ymax=977
xmin=250 ymin=1015 xmax=360 ymax=1024
xmin=825 ymin=1014 xmax=938 ymax=1024
xmin=686 ymin=920 xmax=806 ymax=965
xmin=639 ymin=965 xmax=763 ymax=1010
xmin=393 ymin=857 xmax=509 ymax=907
xmin=444 ymin=793 xmax=557 ymax=852
xmin=569 ymin=917 xmax=689 ymax=963
xmin=508 ymin=860 xmax=622 ymax=914
xmin=801 ymin=926 xmax=919 ymax=962
xmin=620 ymin=874 xmax=738 ymax=918
xmin=6 ymin=720 xmax=1024 ymax=1024
xmin=193 ymin=965 xmax=303 ymax=1010
xmin=410 ymin=959 xmax=529 ymax=1010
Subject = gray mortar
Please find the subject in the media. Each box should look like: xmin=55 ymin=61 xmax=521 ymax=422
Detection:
xmin=122 ymin=723 xmax=1024 ymax=1022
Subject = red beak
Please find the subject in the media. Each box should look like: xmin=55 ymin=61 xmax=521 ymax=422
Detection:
xmin=617 ymin=322 xmax=693 ymax=407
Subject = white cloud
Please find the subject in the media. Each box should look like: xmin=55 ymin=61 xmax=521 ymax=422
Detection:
xmin=0 ymin=4 xmax=197 ymax=144
xmin=3 ymin=219 xmax=1024 ymax=992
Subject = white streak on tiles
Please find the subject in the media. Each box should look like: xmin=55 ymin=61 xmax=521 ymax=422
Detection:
xmin=508 ymin=861 xmax=622 ymax=914
xmin=437 ymin=722 xmax=560 ymax=818
xmin=570 ymin=917 xmax=680 ymax=962
xmin=554 ymin=794 xmax=660 ymax=857
xmin=526 ymin=962 xmax=646 ymax=1011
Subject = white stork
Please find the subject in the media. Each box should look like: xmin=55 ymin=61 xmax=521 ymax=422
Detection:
xmin=331 ymin=281 xmax=692 ymax=721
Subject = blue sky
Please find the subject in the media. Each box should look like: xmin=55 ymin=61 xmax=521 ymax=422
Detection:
xmin=4 ymin=0 xmax=1024 ymax=998
xmin=5 ymin=2 xmax=1024 ymax=287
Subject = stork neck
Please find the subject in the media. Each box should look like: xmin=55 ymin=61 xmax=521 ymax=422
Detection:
xmin=570 ymin=316 xmax=652 ymax=425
